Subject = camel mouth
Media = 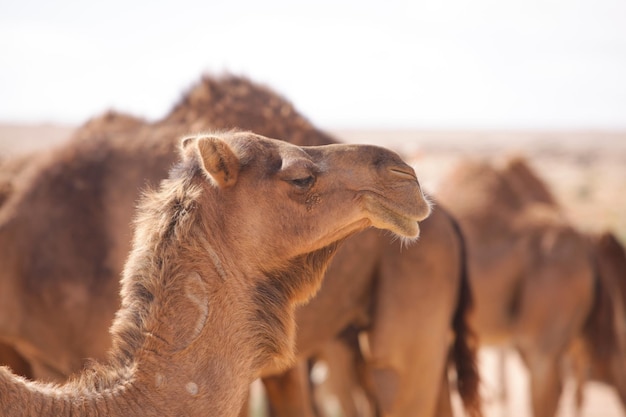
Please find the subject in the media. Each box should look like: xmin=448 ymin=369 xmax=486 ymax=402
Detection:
xmin=372 ymin=201 xmax=423 ymax=239
xmin=363 ymin=194 xmax=430 ymax=240
xmin=393 ymin=214 xmax=422 ymax=239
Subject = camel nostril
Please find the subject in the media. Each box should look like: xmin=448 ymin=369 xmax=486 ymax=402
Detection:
xmin=388 ymin=167 xmax=417 ymax=181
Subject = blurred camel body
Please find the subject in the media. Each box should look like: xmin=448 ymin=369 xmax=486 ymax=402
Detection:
xmin=568 ymin=230 xmax=626 ymax=413
xmin=0 ymin=130 xmax=430 ymax=416
xmin=0 ymin=76 xmax=479 ymax=416
xmin=437 ymin=156 xmax=626 ymax=417
xmin=263 ymin=205 xmax=480 ymax=417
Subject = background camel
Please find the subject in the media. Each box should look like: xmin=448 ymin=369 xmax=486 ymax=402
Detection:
xmin=262 ymin=206 xmax=480 ymax=417
xmin=435 ymin=156 xmax=623 ymax=417
xmin=0 ymin=130 xmax=430 ymax=416
xmin=0 ymin=75 xmax=479 ymax=416
xmin=573 ymin=231 xmax=626 ymax=410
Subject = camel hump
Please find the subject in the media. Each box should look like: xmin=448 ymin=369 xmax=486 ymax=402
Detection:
xmin=182 ymin=135 xmax=240 ymax=188
xmin=501 ymin=155 xmax=558 ymax=207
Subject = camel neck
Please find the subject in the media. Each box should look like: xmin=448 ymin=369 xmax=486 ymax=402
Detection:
xmin=0 ymin=183 xmax=259 ymax=416
xmin=1 ymin=362 xmax=250 ymax=417
xmin=0 ymin=265 xmax=257 ymax=417
xmin=0 ymin=373 xmax=153 ymax=416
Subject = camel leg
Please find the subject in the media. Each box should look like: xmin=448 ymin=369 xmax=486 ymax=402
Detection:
xmin=263 ymin=360 xmax=318 ymax=417
xmin=364 ymin=356 xmax=447 ymax=417
xmin=497 ymin=348 xmax=510 ymax=417
xmin=514 ymin=249 xmax=593 ymax=417
xmin=363 ymin=272 xmax=454 ymax=417
xmin=314 ymin=337 xmax=369 ymax=417
xmin=565 ymin=341 xmax=589 ymax=417
xmin=433 ymin=371 xmax=454 ymax=417
xmin=609 ymin=354 xmax=626 ymax=414
xmin=364 ymin=221 xmax=460 ymax=417
xmin=519 ymin=349 xmax=562 ymax=417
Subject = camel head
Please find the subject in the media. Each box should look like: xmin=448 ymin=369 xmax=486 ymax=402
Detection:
xmin=179 ymin=131 xmax=430 ymax=276
xmin=176 ymin=131 xmax=430 ymax=371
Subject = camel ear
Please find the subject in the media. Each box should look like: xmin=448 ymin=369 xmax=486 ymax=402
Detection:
xmin=195 ymin=136 xmax=240 ymax=188
xmin=181 ymin=136 xmax=196 ymax=149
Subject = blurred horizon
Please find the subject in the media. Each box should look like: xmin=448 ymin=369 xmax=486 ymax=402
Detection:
xmin=1 ymin=0 xmax=625 ymax=130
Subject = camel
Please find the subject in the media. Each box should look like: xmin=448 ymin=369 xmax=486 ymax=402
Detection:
xmin=0 ymin=75 xmax=480 ymax=416
xmin=483 ymin=158 xmax=626 ymax=414
xmin=0 ymin=130 xmax=430 ymax=416
xmin=436 ymin=155 xmax=625 ymax=417
xmin=263 ymin=205 xmax=481 ymax=417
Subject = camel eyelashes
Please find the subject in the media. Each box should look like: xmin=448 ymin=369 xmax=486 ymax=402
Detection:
xmin=288 ymin=176 xmax=315 ymax=189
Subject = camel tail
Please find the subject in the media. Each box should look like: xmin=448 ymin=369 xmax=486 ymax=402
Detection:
xmin=449 ymin=215 xmax=483 ymax=417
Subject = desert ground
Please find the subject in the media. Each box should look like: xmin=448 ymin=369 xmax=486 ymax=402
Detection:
xmin=0 ymin=123 xmax=625 ymax=417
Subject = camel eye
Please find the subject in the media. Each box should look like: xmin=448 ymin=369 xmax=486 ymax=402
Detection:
xmin=289 ymin=176 xmax=315 ymax=189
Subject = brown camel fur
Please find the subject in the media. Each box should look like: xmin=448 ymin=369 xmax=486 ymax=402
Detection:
xmin=0 ymin=75 xmax=479 ymax=416
xmin=437 ymin=156 xmax=601 ymax=417
xmin=472 ymin=157 xmax=626 ymax=414
xmin=566 ymin=230 xmax=626 ymax=414
xmin=263 ymin=205 xmax=480 ymax=417
xmin=0 ymin=344 xmax=31 ymax=380
xmin=0 ymin=130 xmax=430 ymax=416
xmin=0 ymin=152 xmax=41 ymax=209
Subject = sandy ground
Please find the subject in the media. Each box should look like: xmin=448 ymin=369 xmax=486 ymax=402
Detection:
xmin=1 ymin=124 xmax=625 ymax=417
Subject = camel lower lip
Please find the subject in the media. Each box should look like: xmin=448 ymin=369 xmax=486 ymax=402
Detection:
xmin=377 ymin=205 xmax=422 ymax=239
xmin=398 ymin=218 xmax=420 ymax=239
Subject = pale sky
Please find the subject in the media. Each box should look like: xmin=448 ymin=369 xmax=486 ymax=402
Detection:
xmin=1 ymin=0 xmax=625 ymax=129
